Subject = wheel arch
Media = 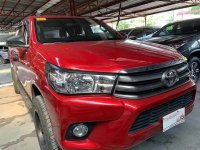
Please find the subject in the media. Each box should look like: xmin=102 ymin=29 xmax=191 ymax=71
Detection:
xmin=32 ymin=84 xmax=42 ymax=99
xmin=189 ymin=50 xmax=200 ymax=60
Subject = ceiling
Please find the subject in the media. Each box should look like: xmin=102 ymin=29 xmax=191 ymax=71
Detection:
xmin=0 ymin=0 xmax=199 ymax=31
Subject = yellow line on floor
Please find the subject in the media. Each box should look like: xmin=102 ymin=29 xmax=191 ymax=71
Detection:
xmin=0 ymin=82 xmax=13 ymax=88
xmin=0 ymin=69 xmax=11 ymax=74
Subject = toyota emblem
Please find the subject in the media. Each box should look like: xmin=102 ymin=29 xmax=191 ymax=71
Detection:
xmin=162 ymin=69 xmax=179 ymax=87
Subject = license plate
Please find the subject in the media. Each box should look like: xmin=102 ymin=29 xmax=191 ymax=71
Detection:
xmin=163 ymin=108 xmax=185 ymax=132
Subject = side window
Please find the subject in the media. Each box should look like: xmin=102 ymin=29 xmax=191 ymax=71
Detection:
xmin=190 ymin=41 xmax=199 ymax=50
xmin=187 ymin=40 xmax=199 ymax=51
xmin=194 ymin=20 xmax=200 ymax=32
xmin=144 ymin=29 xmax=154 ymax=36
xmin=176 ymin=22 xmax=192 ymax=34
xmin=159 ymin=25 xmax=174 ymax=36
xmin=129 ymin=29 xmax=143 ymax=38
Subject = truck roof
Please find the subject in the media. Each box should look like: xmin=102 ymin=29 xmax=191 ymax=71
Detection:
xmin=27 ymin=15 xmax=91 ymax=20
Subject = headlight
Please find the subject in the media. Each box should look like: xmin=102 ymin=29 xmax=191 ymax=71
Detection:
xmin=45 ymin=63 xmax=116 ymax=94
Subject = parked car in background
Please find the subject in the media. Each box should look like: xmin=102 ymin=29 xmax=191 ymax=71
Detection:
xmin=119 ymin=28 xmax=132 ymax=36
xmin=126 ymin=27 xmax=160 ymax=40
xmin=7 ymin=16 xmax=196 ymax=150
xmin=146 ymin=18 xmax=200 ymax=82
xmin=0 ymin=46 xmax=9 ymax=64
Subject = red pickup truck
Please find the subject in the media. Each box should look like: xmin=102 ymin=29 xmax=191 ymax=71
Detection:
xmin=7 ymin=16 xmax=196 ymax=150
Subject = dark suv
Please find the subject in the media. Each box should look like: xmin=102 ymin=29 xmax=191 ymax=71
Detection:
xmin=146 ymin=18 xmax=200 ymax=82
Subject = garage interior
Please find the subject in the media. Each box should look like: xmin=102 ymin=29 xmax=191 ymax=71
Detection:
xmin=0 ymin=0 xmax=200 ymax=150
xmin=0 ymin=0 xmax=200 ymax=31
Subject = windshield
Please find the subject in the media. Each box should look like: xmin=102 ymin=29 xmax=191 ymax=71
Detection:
xmin=35 ymin=18 xmax=123 ymax=43
xmin=156 ymin=20 xmax=200 ymax=36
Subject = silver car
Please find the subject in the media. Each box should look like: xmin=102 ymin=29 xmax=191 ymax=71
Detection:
xmin=0 ymin=46 xmax=9 ymax=64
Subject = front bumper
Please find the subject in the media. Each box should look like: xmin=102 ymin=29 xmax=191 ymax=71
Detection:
xmin=42 ymin=80 xmax=196 ymax=150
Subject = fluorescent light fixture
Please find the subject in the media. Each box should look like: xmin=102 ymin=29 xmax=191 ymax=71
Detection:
xmin=36 ymin=0 xmax=62 ymax=15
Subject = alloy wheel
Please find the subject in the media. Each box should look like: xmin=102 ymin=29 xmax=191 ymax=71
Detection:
xmin=191 ymin=61 xmax=200 ymax=82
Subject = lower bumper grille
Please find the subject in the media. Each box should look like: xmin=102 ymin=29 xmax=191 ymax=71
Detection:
xmin=129 ymin=91 xmax=194 ymax=134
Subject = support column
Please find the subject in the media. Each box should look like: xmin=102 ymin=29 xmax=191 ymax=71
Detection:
xmin=69 ymin=0 xmax=76 ymax=16
xmin=116 ymin=2 xmax=122 ymax=30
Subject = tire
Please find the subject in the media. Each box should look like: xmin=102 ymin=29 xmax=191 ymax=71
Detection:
xmin=0 ymin=56 xmax=5 ymax=64
xmin=11 ymin=68 xmax=20 ymax=94
xmin=32 ymin=95 xmax=60 ymax=150
xmin=189 ymin=56 xmax=200 ymax=83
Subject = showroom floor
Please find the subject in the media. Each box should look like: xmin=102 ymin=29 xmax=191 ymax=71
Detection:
xmin=0 ymin=64 xmax=200 ymax=150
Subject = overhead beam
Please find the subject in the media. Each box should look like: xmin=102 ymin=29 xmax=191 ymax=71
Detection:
xmin=0 ymin=0 xmax=7 ymax=14
xmin=107 ymin=2 xmax=177 ymax=18
xmin=7 ymin=0 xmax=36 ymax=25
xmin=0 ymin=14 xmax=25 ymax=18
xmin=0 ymin=9 xmax=30 ymax=14
xmin=106 ymin=4 xmax=196 ymax=23
xmin=116 ymin=2 xmax=122 ymax=30
xmin=3 ymin=0 xmax=52 ymax=30
xmin=69 ymin=0 xmax=76 ymax=16
xmin=42 ymin=0 xmax=66 ymax=15
xmin=159 ymin=0 xmax=200 ymax=5
xmin=93 ymin=0 xmax=155 ymax=17
xmin=1 ymin=0 xmax=21 ymax=23
xmin=78 ymin=0 xmax=127 ymax=16
xmin=94 ymin=0 xmax=193 ymax=18
xmin=0 ymin=9 xmax=28 ymax=18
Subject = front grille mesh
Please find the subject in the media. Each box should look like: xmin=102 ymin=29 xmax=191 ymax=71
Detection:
xmin=129 ymin=91 xmax=194 ymax=134
xmin=114 ymin=60 xmax=190 ymax=99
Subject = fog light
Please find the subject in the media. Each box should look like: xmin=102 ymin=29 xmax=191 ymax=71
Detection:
xmin=66 ymin=123 xmax=95 ymax=140
xmin=72 ymin=124 xmax=89 ymax=137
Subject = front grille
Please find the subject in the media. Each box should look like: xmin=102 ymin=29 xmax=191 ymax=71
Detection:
xmin=129 ymin=91 xmax=194 ymax=134
xmin=114 ymin=60 xmax=190 ymax=99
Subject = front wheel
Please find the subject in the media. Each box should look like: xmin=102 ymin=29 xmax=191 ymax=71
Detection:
xmin=189 ymin=57 xmax=200 ymax=83
xmin=11 ymin=68 xmax=20 ymax=94
xmin=32 ymin=96 xmax=60 ymax=150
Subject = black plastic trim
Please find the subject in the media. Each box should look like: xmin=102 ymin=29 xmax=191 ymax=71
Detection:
xmin=65 ymin=123 xmax=95 ymax=141
xmin=128 ymin=91 xmax=194 ymax=134
xmin=119 ymin=59 xmax=186 ymax=74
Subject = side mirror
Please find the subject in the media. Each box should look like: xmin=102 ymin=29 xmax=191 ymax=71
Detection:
xmin=128 ymin=35 xmax=137 ymax=40
xmin=6 ymin=35 xmax=28 ymax=48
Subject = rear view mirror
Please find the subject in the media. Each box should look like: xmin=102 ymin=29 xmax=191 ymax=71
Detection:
xmin=6 ymin=35 xmax=28 ymax=48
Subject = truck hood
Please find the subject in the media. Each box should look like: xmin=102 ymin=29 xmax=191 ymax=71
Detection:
xmin=37 ymin=40 xmax=182 ymax=73
xmin=146 ymin=34 xmax=197 ymax=44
